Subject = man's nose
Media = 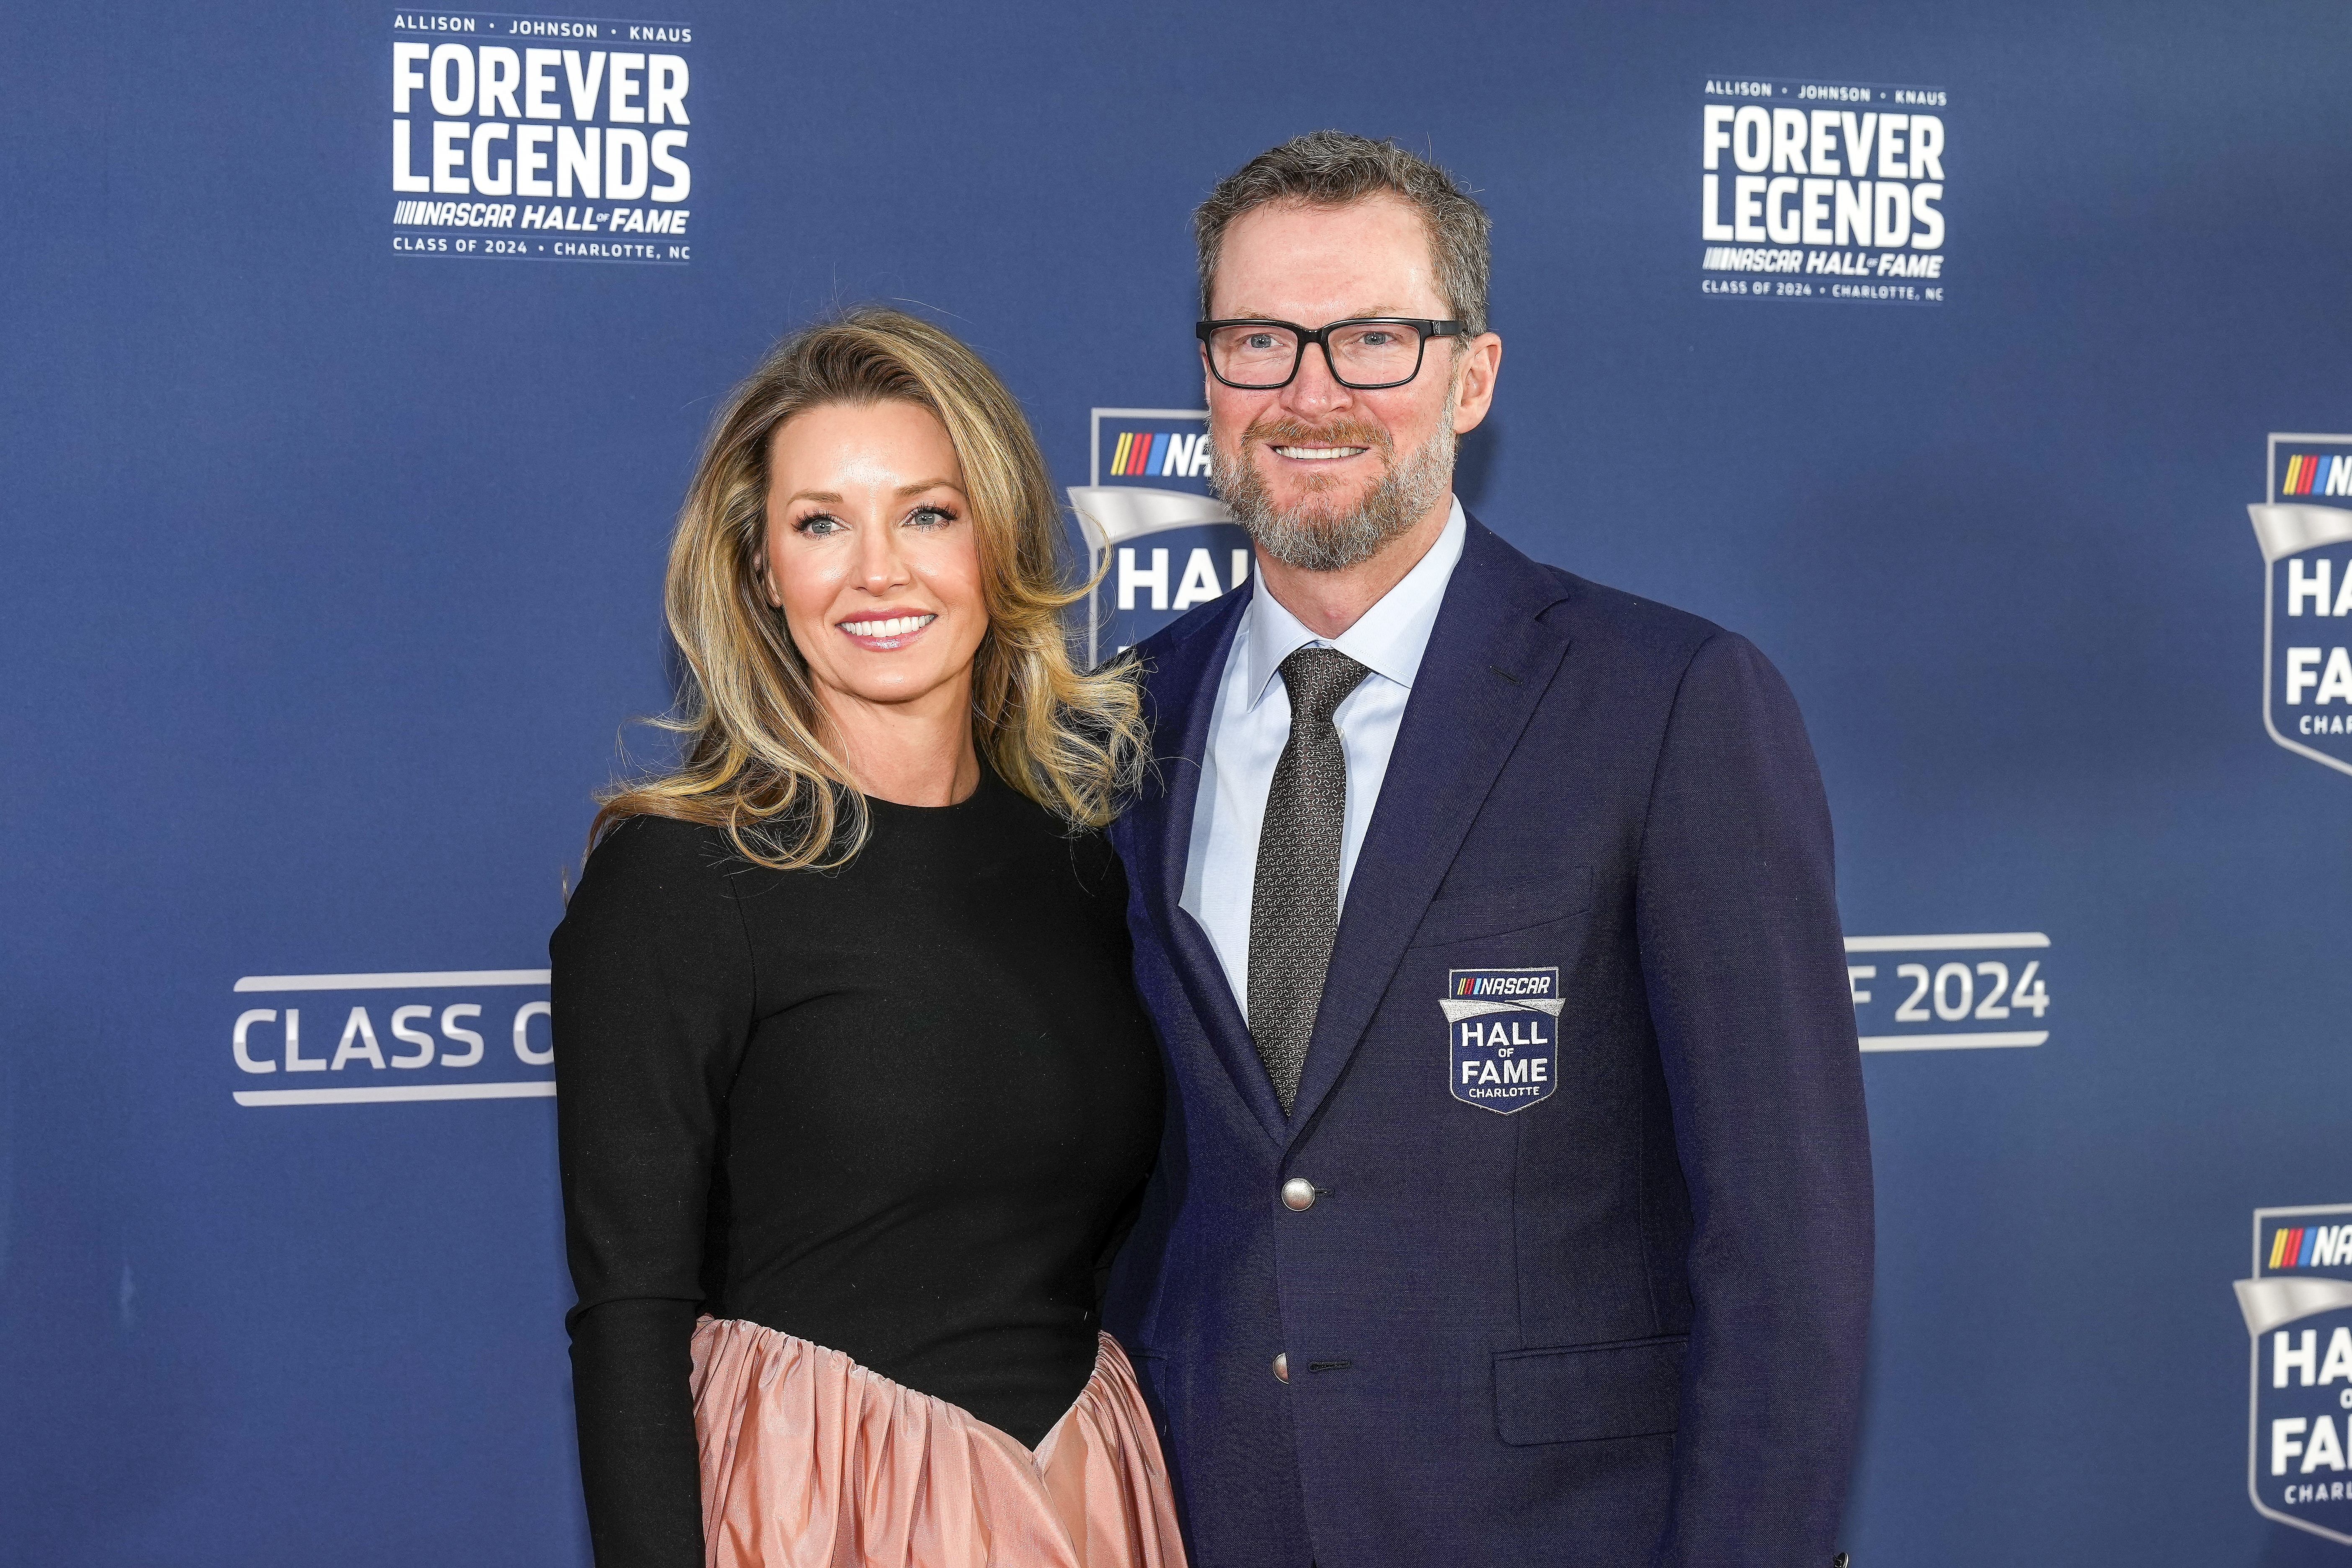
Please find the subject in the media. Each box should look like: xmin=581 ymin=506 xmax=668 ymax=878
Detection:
xmin=1280 ymin=340 xmax=1353 ymax=420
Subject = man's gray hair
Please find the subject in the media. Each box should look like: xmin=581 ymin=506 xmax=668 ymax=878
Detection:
xmin=1194 ymin=131 xmax=1492 ymax=336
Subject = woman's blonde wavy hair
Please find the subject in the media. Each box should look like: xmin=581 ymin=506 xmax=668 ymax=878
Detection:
xmin=593 ymin=307 xmax=1145 ymax=868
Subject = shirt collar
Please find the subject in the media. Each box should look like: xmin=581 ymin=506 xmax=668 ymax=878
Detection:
xmin=1242 ymin=496 xmax=1467 ymax=710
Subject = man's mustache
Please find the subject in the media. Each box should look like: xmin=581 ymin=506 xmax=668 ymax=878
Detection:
xmin=1239 ymin=415 xmax=1394 ymax=456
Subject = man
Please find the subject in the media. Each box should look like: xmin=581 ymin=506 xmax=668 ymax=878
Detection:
xmin=1101 ymin=131 xmax=1873 ymax=1568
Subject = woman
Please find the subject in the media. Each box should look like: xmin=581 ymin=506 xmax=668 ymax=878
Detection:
xmin=551 ymin=309 xmax=1183 ymax=1568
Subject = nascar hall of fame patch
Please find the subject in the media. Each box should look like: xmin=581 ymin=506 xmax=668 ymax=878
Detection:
xmin=2236 ymin=1204 xmax=2352 ymax=1544
xmin=1068 ymin=409 xmax=1251 ymax=666
xmin=1443 ymin=968 xmax=1560 ymax=1115
xmin=2251 ymin=435 xmax=2352 ymax=778
xmin=390 ymin=11 xmax=696 ymax=265
xmin=1700 ymin=77 xmax=1947 ymax=305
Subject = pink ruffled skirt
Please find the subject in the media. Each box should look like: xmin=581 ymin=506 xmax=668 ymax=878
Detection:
xmin=690 ymin=1317 xmax=1189 ymax=1568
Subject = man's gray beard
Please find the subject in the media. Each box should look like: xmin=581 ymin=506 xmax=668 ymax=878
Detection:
xmin=1212 ymin=416 xmax=1457 ymax=573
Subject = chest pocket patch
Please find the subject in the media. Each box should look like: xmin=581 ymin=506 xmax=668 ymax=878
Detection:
xmin=1444 ymin=967 xmax=1560 ymax=1114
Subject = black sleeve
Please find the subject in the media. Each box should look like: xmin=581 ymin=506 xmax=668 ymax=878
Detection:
xmin=1079 ymin=841 xmax=1151 ymax=1310
xmin=551 ymin=816 xmax=757 ymax=1568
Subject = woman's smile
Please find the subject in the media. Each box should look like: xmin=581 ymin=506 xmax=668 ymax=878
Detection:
xmin=835 ymin=609 xmax=939 ymax=650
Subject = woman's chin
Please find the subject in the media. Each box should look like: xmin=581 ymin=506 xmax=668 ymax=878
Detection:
xmin=819 ymin=665 xmax=961 ymax=709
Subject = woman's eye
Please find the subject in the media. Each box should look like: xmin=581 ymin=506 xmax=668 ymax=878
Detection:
xmin=794 ymin=513 xmax=844 ymax=536
xmin=905 ymin=506 xmax=954 ymax=529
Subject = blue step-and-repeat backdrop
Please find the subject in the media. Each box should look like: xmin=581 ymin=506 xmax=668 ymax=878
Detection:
xmin=6 ymin=2 xmax=2352 ymax=1562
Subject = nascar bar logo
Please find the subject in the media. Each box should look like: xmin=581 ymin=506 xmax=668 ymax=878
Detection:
xmin=2283 ymin=454 xmax=2352 ymax=498
xmin=2249 ymin=435 xmax=2352 ymax=776
xmin=1441 ymin=967 xmax=1560 ymax=1115
xmin=390 ymin=12 xmax=695 ymax=265
xmin=1699 ymin=78 xmax=1947 ymax=305
xmin=1105 ymin=427 xmax=1214 ymax=481
xmin=1068 ymin=409 xmax=1251 ymax=666
xmin=2236 ymin=1203 xmax=2352 ymax=1544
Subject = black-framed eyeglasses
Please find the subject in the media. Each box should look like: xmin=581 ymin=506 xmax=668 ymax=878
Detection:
xmin=1196 ymin=317 xmax=1464 ymax=391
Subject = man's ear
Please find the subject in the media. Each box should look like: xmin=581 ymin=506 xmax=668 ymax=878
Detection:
xmin=1451 ymin=332 xmax=1503 ymax=435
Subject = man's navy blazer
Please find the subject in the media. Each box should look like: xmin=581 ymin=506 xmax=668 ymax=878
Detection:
xmin=1101 ymin=514 xmax=1874 ymax=1568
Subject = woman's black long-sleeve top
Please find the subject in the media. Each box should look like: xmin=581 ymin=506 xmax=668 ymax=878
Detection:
xmin=549 ymin=771 xmax=1164 ymax=1568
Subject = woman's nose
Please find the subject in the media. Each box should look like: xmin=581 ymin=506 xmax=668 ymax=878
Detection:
xmin=857 ymin=520 xmax=909 ymax=591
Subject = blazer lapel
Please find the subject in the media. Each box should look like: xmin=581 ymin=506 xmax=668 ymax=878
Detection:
xmin=1127 ymin=587 xmax=1290 ymax=1145
xmin=1285 ymin=518 xmax=1574 ymax=1138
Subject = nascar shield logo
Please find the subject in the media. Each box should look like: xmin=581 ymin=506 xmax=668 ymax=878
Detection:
xmin=1443 ymin=967 xmax=1560 ymax=1114
xmin=1068 ymin=407 xmax=1250 ymax=666
xmin=2235 ymin=1203 xmax=2352 ymax=1544
xmin=2250 ymin=434 xmax=2352 ymax=777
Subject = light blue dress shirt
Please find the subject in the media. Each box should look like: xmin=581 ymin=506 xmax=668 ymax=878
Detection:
xmin=1179 ymin=498 xmax=1467 ymax=1022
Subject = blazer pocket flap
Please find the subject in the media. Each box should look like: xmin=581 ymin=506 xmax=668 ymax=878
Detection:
xmin=1492 ymin=1334 xmax=1686 ymax=1446
xmin=1412 ymin=865 xmax=1592 ymax=946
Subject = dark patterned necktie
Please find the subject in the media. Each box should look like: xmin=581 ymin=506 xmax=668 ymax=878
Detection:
xmin=1248 ymin=645 xmax=1372 ymax=1113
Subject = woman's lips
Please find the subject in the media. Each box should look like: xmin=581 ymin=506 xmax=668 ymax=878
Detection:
xmin=836 ymin=611 xmax=937 ymax=650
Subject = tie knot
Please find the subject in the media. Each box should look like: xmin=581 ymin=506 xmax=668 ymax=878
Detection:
xmin=1279 ymin=645 xmax=1371 ymax=726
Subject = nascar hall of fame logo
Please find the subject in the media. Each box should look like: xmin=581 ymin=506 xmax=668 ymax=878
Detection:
xmin=2236 ymin=1204 xmax=2352 ymax=1544
xmin=229 ymin=967 xmax=553 ymax=1106
xmin=1067 ymin=409 xmax=1252 ymax=665
xmin=390 ymin=12 xmax=694 ymax=265
xmin=2251 ymin=435 xmax=2352 ymax=777
xmin=1700 ymin=78 xmax=1947 ymax=304
xmin=1442 ymin=968 xmax=1560 ymax=1114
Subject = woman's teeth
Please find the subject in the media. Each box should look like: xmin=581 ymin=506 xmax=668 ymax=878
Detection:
xmin=1272 ymin=445 xmax=1367 ymax=461
xmin=841 ymin=614 xmax=936 ymax=638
